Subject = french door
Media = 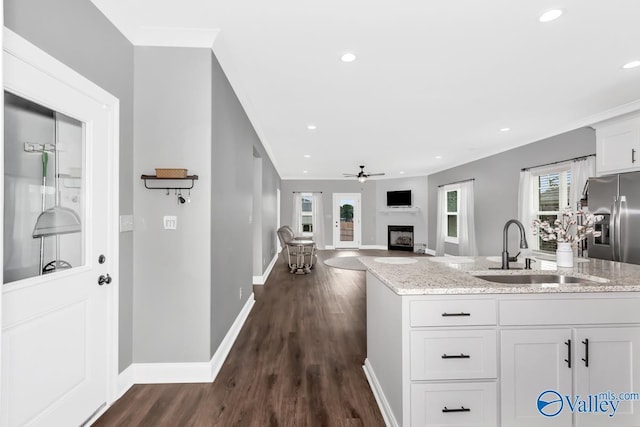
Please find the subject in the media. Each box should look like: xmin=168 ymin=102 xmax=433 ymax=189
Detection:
xmin=332 ymin=193 xmax=361 ymax=248
xmin=1 ymin=29 xmax=119 ymax=426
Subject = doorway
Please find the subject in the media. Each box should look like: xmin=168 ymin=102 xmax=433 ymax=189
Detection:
xmin=332 ymin=193 xmax=361 ymax=249
xmin=1 ymin=30 xmax=119 ymax=426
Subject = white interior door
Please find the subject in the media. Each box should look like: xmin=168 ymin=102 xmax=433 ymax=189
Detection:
xmin=1 ymin=30 xmax=118 ymax=427
xmin=333 ymin=193 xmax=361 ymax=248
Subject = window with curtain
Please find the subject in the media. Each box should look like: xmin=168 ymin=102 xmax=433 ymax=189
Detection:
xmin=300 ymin=192 xmax=313 ymax=234
xmin=445 ymin=187 xmax=459 ymax=244
xmin=519 ymin=156 xmax=594 ymax=254
xmin=437 ymin=181 xmax=477 ymax=256
xmin=533 ymin=167 xmax=572 ymax=252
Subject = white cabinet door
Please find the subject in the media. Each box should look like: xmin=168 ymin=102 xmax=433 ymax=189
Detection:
xmin=501 ymin=329 xmax=572 ymax=427
xmin=596 ymin=117 xmax=640 ymax=175
xmin=574 ymin=327 xmax=640 ymax=427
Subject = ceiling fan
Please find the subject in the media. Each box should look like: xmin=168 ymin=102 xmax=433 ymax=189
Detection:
xmin=343 ymin=165 xmax=385 ymax=183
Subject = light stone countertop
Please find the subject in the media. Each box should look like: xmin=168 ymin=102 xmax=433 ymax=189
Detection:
xmin=358 ymin=255 xmax=640 ymax=295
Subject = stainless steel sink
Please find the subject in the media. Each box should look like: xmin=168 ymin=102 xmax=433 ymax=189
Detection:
xmin=473 ymin=274 xmax=597 ymax=285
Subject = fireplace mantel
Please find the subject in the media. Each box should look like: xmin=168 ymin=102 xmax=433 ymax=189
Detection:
xmin=379 ymin=207 xmax=420 ymax=214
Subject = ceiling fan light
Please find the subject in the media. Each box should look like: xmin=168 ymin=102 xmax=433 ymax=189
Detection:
xmin=358 ymin=176 xmax=367 ymax=183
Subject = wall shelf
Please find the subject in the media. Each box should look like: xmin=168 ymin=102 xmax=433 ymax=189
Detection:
xmin=140 ymin=174 xmax=199 ymax=190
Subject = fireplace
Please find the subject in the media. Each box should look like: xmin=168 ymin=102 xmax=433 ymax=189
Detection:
xmin=388 ymin=225 xmax=414 ymax=251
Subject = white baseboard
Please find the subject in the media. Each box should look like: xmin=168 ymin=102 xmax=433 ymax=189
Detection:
xmin=325 ymin=245 xmax=335 ymax=250
xmin=208 ymin=292 xmax=255 ymax=381
xmin=119 ymin=293 xmax=255 ymax=386
xmin=425 ymin=248 xmax=436 ymax=256
xmin=363 ymin=359 xmax=399 ymax=427
xmin=116 ymin=364 xmax=135 ymax=400
xmin=253 ymin=253 xmax=279 ymax=285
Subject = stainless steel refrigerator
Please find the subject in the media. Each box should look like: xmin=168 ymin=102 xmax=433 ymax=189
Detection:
xmin=588 ymin=171 xmax=640 ymax=264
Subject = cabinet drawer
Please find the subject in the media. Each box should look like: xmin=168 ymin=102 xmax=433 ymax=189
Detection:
xmin=411 ymin=382 xmax=497 ymax=427
xmin=410 ymin=330 xmax=497 ymax=380
xmin=410 ymin=299 xmax=496 ymax=327
xmin=500 ymin=298 xmax=640 ymax=326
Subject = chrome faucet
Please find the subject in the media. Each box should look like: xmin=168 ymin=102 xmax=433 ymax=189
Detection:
xmin=501 ymin=219 xmax=528 ymax=269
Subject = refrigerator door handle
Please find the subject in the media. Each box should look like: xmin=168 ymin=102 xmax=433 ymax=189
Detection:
xmin=611 ymin=198 xmax=618 ymax=261
xmin=617 ymin=196 xmax=626 ymax=262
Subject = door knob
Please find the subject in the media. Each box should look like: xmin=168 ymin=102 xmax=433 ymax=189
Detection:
xmin=98 ymin=274 xmax=112 ymax=286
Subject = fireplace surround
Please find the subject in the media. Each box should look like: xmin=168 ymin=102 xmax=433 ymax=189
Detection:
xmin=388 ymin=225 xmax=414 ymax=251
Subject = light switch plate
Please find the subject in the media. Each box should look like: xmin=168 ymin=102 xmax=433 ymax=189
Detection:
xmin=163 ymin=216 xmax=177 ymax=230
xmin=119 ymin=214 xmax=134 ymax=232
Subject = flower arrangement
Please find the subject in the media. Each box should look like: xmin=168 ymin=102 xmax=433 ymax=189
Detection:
xmin=532 ymin=208 xmax=603 ymax=245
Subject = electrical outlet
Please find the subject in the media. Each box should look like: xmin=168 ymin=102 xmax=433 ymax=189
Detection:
xmin=239 ymin=287 xmax=243 ymax=300
xmin=163 ymin=216 xmax=177 ymax=230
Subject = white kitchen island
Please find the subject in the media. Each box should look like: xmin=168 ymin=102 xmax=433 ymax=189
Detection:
xmin=359 ymin=256 xmax=640 ymax=427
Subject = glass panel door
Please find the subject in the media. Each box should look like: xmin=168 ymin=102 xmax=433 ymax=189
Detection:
xmin=333 ymin=193 xmax=361 ymax=248
xmin=4 ymin=93 xmax=85 ymax=283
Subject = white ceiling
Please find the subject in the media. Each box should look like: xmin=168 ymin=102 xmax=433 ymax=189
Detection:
xmin=91 ymin=0 xmax=640 ymax=180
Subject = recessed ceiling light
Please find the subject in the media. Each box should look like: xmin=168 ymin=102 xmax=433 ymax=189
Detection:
xmin=303 ymin=170 xmax=308 ymax=174
xmin=500 ymin=127 xmax=511 ymax=132
xmin=341 ymin=52 xmax=357 ymax=63
xmin=307 ymin=125 xmax=317 ymax=130
xmin=622 ymin=60 xmax=640 ymax=69
xmin=399 ymin=171 xmax=405 ymax=175
xmin=435 ymin=156 xmax=442 ymax=159
xmin=539 ymin=9 xmax=563 ymax=23
xmin=303 ymin=154 xmax=311 ymax=158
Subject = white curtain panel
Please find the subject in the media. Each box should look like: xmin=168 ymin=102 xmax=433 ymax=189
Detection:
xmin=435 ymin=186 xmax=447 ymax=256
xmin=518 ymin=170 xmax=535 ymax=248
xmin=458 ymin=181 xmax=478 ymax=256
xmin=312 ymin=192 xmax=325 ymax=249
xmin=291 ymin=192 xmax=302 ymax=236
xmin=570 ymin=156 xmax=596 ymax=211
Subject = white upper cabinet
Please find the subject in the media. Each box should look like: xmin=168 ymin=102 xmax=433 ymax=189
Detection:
xmin=595 ymin=114 xmax=640 ymax=175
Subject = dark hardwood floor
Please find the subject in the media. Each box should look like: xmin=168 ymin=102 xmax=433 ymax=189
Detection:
xmin=94 ymin=249 xmax=418 ymax=426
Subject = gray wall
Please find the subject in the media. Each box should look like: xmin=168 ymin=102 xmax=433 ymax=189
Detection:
xmin=281 ymin=177 xmax=428 ymax=248
xmin=210 ymin=50 xmax=281 ymax=355
xmin=5 ymin=1 xmax=282 ymax=369
xmin=427 ymin=127 xmax=596 ymax=255
xmin=133 ymin=47 xmax=213 ymax=362
xmin=5 ymin=0 xmax=136 ymax=372
xmin=280 ymin=180 xmax=378 ymax=247
xmin=375 ymin=176 xmax=429 ymax=248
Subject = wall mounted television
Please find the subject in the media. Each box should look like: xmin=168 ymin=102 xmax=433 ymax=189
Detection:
xmin=387 ymin=190 xmax=412 ymax=207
